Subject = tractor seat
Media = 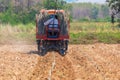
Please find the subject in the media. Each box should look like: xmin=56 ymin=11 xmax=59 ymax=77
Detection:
xmin=47 ymin=30 xmax=59 ymax=38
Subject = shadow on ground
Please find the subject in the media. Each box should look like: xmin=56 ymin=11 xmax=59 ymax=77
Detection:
xmin=28 ymin=50 xmax=67 ymax=57
xmin=28 ymin=51 xmax=48 ymax=56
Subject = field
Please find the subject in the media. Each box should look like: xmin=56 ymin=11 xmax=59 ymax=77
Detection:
xmin=0 ymin=22 xmax=120 ymax=44
xmin=0 ymin=44 xmax=120 ymax=80
xmin=0 ymin=22 xmax=120 ymax=80
xmin=70 ymin=22 xmax=120 ymax=44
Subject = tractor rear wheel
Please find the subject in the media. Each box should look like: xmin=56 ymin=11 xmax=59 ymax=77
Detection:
xmin=59 ymin=49 xmax=66 ymax=56
xmin=65 ymin=41 xmax=68 ymax=51
xmin=37 ymin=40 xmax=41 ymax=53
xmin=37 ymin=44 xmax=40 ymax=52
xmin=38 ymin=45 xmax=45 ymax=56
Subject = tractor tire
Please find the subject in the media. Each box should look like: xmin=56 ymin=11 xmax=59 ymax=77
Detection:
xmin=37 ymin=45 xmax=40 ymax=53
xmin=37 ymin=40 xmax=41 ymax=53
xmin=65 ymin=40 xmax=69 ymax=51
xmin=59 ymin=49 xmax=66 ymax=56
xmin=40 ymin=48 xmax=46 ymax=56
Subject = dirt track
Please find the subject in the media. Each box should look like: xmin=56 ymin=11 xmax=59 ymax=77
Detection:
xmin=0 ymin=44 xmax=120 ymax=80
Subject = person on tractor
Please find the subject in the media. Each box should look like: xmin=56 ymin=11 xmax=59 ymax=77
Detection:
xmin=44 ymin=15 xmax=58 ymax=28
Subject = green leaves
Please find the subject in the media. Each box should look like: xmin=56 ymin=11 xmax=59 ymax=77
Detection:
xmin=43 ymin=0 xmax=66 ymax=9
xmin=108 ymin=0 xmax=120 ymax=14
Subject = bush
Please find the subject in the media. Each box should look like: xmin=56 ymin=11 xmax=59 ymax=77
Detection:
xmin=0 ymin=9 xmax=36 ymax=25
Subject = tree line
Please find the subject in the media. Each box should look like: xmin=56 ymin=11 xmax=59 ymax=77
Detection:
xmin=70 ymin=3 xmax=110 ymax=22
xmin=0 ymin=0 xmax=43 ymax=24
xmin=0 ymin=0 xmax=120 ymax=25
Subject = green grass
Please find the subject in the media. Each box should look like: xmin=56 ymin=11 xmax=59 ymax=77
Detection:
xmin=70 ymin=32 xmax=120 ymax=44
xmin=70 ymin=22 xmax=120 ymax=44
xmin=70 ymin=22 xmax=120 ymax=32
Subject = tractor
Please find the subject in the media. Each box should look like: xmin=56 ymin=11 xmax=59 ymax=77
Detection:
xmin=36 ymin=9 xmax=70 ymax=56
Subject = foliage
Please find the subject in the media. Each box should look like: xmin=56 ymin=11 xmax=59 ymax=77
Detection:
xmin=43 ymin=0 xmax=66 ymax=9
xmin=0 ymin=0 xmax=71 ymax=24
xmin=108 ymin=0 xmax=120 ymax=14
xmin=101 ymin=4 xmax=109 ymax=17
xmin=0 ymin=9 xmax=36 ymax=25
xmin=71 ymin=3 xmax=110 ymax=21
xmin=90 ymin=6 xmax=99 ymax=19
xmin=107 ymin=0 xmax=120 ymax=23
xmin=0 ymin=0 xmax=118 ymax=24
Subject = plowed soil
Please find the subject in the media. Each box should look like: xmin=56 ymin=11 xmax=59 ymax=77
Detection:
xmin=0 ymin=44 xmax=120 ymax=80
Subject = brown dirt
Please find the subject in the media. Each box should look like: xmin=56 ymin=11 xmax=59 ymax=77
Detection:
xmin=0 ymin=43 xmax=120 ymax=80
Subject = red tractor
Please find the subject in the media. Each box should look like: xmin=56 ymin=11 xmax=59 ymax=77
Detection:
xmin=36 ymin=9 xmax=70 ymax=56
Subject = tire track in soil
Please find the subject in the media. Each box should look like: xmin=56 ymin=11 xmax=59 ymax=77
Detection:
xmin=48 ymin=52 xmax=56 ymax=80
xmin=0 ymin=44 xmax=119 ymax=80
xmin=68 ymin=45 xmax=107 ymax=80
xmin=68 ymin=45 xmax=120 ymax=80
xmin=51 ymin=53 xmax=76 ymax=80
xmin=30 ymin=52 xmax=76 ymax=80
xmin=29 ymin=53 xmax=53 ymax=80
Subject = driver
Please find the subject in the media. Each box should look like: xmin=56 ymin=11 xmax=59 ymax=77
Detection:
xmin=44 ymin=15 xmax=58 ymax=28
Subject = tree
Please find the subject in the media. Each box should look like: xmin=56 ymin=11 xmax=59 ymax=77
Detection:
xmin=108 ymin=0 xmax=120 ymax=14
xmin=90 ymin=6 xmax=99 ymax=20
xmin=43 ymin=0 xmax=66 ymax=9
xmin=107 ymin=0 xmax=120 ymax=23
xmin=101 ymin=5 xmax=109 ymax=17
